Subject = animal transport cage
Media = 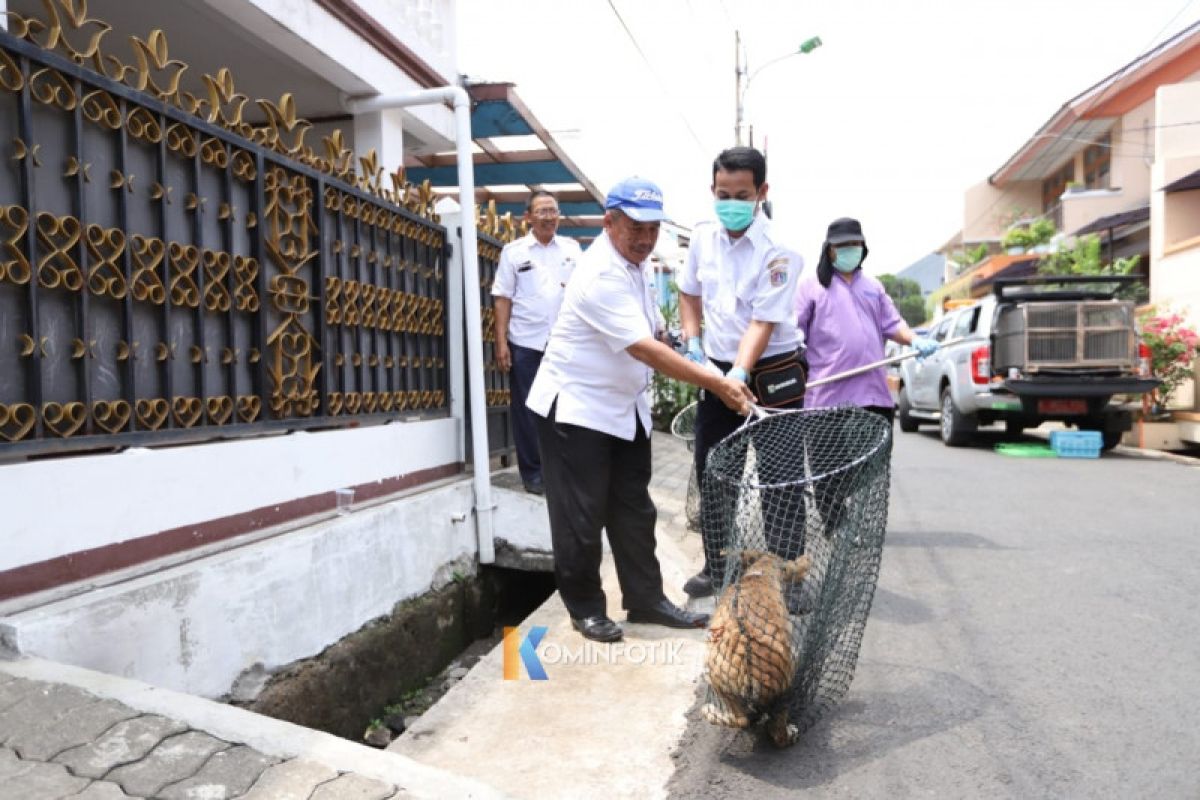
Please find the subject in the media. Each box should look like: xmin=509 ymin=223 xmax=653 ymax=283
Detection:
xmin=993 ymin=301 xmax=1137 ymax=373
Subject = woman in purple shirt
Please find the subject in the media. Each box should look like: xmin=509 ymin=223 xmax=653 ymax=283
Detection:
xmin=794 ymin=217 xmax=937 ymax=422
xmin=795 ymin=217 xmax=938 ymax=536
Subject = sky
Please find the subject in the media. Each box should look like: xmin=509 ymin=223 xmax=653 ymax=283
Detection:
xmin=456 ymin=0 xmax=1199 ymax=275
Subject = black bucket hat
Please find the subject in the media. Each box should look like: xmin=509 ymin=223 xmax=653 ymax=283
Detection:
xmin=817 ymin=217 xmax=869 ymax=287
xmin=826 ymin=217 xmax=865 ymax=245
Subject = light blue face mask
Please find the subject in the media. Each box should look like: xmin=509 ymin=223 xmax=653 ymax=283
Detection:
xmin=714 ymin=199 xmax=756 ymax=232
xmin=833 ymin=245 xmax=863 ymax=272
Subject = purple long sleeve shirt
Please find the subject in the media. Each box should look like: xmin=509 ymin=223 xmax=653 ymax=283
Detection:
xmin=794 ymin=270 xmax=903 ymax=409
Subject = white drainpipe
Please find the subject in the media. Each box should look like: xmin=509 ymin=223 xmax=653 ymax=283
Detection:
xmin=342 ymin=87 xmax=495 ymax=564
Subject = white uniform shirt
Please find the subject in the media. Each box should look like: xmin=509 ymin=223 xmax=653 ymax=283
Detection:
xmin=676 ymin=214 xmax=804 ymax=362
xmin=491 ymin=233 xmax=582 ymax=350
xmin=526 ymin=232 xmax=658 ymax=441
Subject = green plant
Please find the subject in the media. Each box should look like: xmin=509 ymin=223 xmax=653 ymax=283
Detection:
xmin=1001 ymin=227 xmax=1033 ymax=250
xmin=948 ymin=243 xmax=989 ymax=275
xmin=1037 ymin=234 xmax=1145 ymax=302
xmin=1002 ymin=218 xmax=1057 ymax=251
xmin=651 ymin=285 xmax=699 ymax=431
xmin=1028 ymin=218 xmax=1056 ymax=245
xmin=1139 ymin=309 xmax=1199 ymax=409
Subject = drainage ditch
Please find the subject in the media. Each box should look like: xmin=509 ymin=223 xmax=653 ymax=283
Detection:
xmin=231 ymin=564 xmax=556 ymax=746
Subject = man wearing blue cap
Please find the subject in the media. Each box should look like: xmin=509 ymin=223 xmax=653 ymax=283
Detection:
xmin=527 ymin=177 xmax=755 ymax=643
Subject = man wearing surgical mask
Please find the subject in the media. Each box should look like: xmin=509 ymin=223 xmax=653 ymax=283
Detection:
xmin=677 ymin=146 xmax=806 ymax=599
xmin=794 ymin=216 xmax=938 ymax=416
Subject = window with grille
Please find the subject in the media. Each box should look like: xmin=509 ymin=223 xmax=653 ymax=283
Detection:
xmin=1042 ymin=161 xmax=1074 ymax=212
xmin=1083 ymin=133 xmax=1112 ymax=190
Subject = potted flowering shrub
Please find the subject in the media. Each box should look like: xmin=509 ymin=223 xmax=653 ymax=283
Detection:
xmin=1139 ymin=310 xmax=1199 ymax=413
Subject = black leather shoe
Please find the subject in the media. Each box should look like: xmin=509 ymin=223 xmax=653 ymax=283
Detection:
xmin=523 ymin=480 xmax=545 ymax=496
xmin=571 ymin=615 xmax=623 ymax=642
xmin=627 ymin=600 xmax=709 ymax=629
xmin=682 ymin=572 xmax=714 ymax=598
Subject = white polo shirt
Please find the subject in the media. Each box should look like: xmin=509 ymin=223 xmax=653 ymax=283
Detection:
xmin=491 ymin=232 xmax=582 ymax=350
xmin=526 ymin=232 xmax=658 ymax=441
xmin=676 ymin=214 xmax=804 ymax=362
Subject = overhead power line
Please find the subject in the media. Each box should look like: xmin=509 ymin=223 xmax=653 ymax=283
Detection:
xmin=605 ymin=0 xmax=710 ymax=155
xmin=957 ymin=1 xmax=1199 ymax=240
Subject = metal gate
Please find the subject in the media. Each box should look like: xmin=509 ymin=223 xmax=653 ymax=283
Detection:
xmin=474 ymin=208 xmax=518 ymax=462
xmin=0 ymin=6 xmax=450 ymax=459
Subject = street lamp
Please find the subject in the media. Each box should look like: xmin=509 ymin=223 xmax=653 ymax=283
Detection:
xmin=735 ymin=33 xmax=822 ymax=147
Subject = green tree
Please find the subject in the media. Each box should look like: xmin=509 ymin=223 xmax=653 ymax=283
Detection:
xmin=879 ymin=274 xmax=927 ymax=327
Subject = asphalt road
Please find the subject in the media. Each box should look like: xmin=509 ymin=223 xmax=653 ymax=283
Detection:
xmin=668 ymin=426 xmax=1200 ymax=799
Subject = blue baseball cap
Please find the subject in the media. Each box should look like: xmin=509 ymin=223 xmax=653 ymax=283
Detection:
xmin=604 ymin=176 xmax=666 ymax=222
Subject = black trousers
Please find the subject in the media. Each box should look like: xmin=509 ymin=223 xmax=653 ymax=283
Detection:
xmin=536 ymin=403 xmax=667 ymax=619
xmin=694 ymin=350 xmax=806 ymax=580
xmin=509 ymin=342 xmax=544 ymax=483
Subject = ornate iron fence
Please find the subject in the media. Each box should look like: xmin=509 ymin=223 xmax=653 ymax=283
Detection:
xmin=474 ymin=211 xmax=517 ymax=461
xmin=0 ymin=6 xmax=450 ymax=459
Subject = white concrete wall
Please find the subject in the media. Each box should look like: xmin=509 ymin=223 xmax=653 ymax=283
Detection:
xmin=356 ymin=0 xmax=456 ymax=79
xmin=490 ymin=486 xmax=552 ymax=554
xmin=962 ymin=178 xmax=1041 ymax=242
xmin=0 ymin=418 xmax=458 ymax=573
xmin=1150 ymin=81 xmax=1200 ymax=412
xmin=203 ymin=0 xmax=457 ymax=164
xmin=2 ymin=480 xmax=481 ymax=698
xmin=1059 ymin=188 xmax=1132 ymax=234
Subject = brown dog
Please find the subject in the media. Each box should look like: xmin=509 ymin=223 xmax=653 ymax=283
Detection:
xmin=701 ymin=550 xmax=812 ymax=747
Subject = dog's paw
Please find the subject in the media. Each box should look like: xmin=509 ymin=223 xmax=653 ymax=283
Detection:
xmin=769 ymin=722 xmax=800 ymax=748
xmin=701 ymin=702 xmax=750 ymax=729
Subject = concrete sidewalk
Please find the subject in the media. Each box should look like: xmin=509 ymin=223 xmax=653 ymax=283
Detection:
xmin=0 ymin=433 xmax=706 ymax=800
xmin=389 ymin=434 xmax=711 ymax=800
xmin=0 ymin=656 xmax=507 ymax=799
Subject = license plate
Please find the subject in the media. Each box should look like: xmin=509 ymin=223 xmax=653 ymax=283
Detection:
xmin=1037 ymin=398 xmax=1087 ymax=414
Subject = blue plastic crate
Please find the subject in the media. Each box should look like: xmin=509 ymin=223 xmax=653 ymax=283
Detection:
xmin=1049 ymin=430 xmax=1102 ymax=459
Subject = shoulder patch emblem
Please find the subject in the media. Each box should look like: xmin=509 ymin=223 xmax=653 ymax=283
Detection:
xmin=767 ymin=256 xmax=789 ymax=286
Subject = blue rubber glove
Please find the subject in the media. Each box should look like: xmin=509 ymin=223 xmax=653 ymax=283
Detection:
xmin=686 ymin=336 xmax=705 ymax=365
xmin=726 ymin=366 xmax=749 ymax=383
xmin=912 ymin=336 xmax=939 ymax=359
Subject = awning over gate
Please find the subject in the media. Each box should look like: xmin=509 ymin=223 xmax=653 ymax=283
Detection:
xmin=405 ymin=83 xmax=605 ymax=243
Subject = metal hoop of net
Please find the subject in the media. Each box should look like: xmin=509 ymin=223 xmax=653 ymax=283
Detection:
xmin=699 ymin=406 xmax=892 ymax=745
xmin=670 ymin=401 xmax=702 ymax=532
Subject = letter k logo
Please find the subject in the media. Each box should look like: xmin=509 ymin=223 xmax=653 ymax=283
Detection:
xmin=503 ymin=625 xmax=548 ymax=680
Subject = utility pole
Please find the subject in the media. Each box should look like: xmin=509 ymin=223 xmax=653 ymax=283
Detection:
xmin=734 ymin=30 xmax=746 ymax=146
xmin=734 ymin=32 xmax=823 ymax=149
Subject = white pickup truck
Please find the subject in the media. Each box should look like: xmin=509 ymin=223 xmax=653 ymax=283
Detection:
xmin=896 ymin=276 xmax=1159 ymax=450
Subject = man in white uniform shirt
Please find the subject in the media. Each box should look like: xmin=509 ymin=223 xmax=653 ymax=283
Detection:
xmin=527 ymin=177 xmax=755 ymax=643
xmin=677 ymin=146 xmax=807 ymax=599
xmin=492 ymin=191 xmax=582 ymax=495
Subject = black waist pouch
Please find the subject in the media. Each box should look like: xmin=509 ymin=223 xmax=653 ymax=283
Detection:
xmin=750 ymin=352 xmax=807 ymax=409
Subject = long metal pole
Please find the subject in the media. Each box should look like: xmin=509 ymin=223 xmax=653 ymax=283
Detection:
xmin=806 ymin=337 xmax=968 ymax=388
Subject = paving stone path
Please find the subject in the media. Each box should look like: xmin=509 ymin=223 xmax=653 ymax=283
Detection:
xmin=0 ymin=671 xmax=410 ymax=800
